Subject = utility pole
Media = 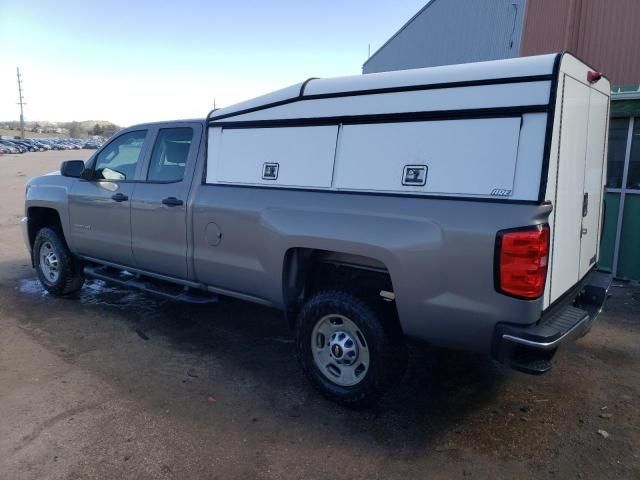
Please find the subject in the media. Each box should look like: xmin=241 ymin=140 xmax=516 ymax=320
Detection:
xmin=16 ymin=67 xmax=26 ymax=138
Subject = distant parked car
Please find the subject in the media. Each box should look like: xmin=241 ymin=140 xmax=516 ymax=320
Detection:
xmin=12 ymin=140 xmax=36 ymax=152
xmin=5 ymin=140 xmax=27 ymax=153
xmin=0 ymin=140 xmax=20 ymax=154
xmin=43 ymin=140 xmax=63 ymax=150
xmin=24 ymin=140 xmax=45 ymax=151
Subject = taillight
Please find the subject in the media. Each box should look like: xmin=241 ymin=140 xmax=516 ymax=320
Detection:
xmin=587 ymin=71 xmax=603 ymax=83
xmin=495 ymin=224 xmax=550 ymax=299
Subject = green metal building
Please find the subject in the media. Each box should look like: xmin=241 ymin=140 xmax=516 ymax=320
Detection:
xmin=600 ymin=87 xmax=640 ymax=280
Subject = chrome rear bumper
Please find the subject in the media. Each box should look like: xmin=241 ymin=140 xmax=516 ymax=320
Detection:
xmin=493 ymin=270 xmax=611 ymax=374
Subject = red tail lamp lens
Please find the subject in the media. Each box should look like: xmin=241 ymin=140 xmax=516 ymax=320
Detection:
xmin=587 ymin=71 xmax=603 ymax=83
xmin=496 ymin=225 xmax=550 ymax=299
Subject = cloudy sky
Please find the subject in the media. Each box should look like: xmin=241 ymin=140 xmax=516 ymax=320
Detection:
xmin=0 ymin=0 xmax=426 ymax=126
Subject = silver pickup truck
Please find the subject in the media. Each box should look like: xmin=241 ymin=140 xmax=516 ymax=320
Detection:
xmin=23 ymin=52 xmax=611 ymax=406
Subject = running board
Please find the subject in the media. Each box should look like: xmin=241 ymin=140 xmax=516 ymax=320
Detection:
xmin=84 ymin=265 xmax=219 ymax=304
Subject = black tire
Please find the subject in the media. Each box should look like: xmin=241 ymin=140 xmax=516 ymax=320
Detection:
xmin=33 ymin=227 xmax=84 ymax=296
xmin=296 ymin=290 xmax=407 ymax=408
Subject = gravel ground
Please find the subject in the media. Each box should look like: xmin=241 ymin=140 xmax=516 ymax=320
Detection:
xmin=0 ymin=151 xmax=638 ymax=480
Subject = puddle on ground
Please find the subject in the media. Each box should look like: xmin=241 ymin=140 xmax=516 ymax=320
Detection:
xmin=16 ymin=277 xmax=162 ymax=311
xmin=17 ymin=278 xmax=48 ymax=296
xmin=79 ymin=279 xmax=159 ymax=309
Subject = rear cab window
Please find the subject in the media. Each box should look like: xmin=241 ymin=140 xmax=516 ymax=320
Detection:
xmin=147 ymin=128 xmax=194 ymax=182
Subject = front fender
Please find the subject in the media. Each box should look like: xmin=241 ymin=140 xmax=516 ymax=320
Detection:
xmin=25 ymin=175 xmax=74 ymax=248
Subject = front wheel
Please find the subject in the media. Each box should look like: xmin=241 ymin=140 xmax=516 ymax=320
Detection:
xmin=33 ymin=227 xmax=85 ymax=296
xmin=295 ymin=290 xmax=406 ymax=408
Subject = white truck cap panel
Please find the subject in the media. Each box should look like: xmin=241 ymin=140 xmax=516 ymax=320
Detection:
xmin=334 ymin=118 xmax=521 ymax=196
xmin=208 ymin=126 xmax=338 ymax=188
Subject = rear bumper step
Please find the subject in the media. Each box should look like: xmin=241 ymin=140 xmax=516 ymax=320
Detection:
xmin=493 ymin=270 xmax=611 ymax=374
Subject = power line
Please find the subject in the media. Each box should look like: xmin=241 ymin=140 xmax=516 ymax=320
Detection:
xmin=16 ymin=67 xmax=26 ymax=138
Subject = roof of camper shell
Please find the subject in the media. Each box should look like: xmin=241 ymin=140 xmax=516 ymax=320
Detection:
xmin=208 ymin=53 xmax=560 ymax=122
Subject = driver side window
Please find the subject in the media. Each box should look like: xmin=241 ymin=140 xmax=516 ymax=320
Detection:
xmin=94 ymin=130 xmax=147 ymax=181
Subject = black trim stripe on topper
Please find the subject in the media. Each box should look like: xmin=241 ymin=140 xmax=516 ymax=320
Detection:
xmin=537 ymin=52 xmax=564 ymax=203
xmin=211 ymin=105 xmax=549 ymax=130
xmin=204 ymin=182 xmax=546 ymax=206
xmin=207 ymin=74 xmax=554 ymax=122
xmin=299 ymin=77 xmax=319 ymax=96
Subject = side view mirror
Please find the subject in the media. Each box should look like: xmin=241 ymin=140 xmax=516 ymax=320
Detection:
xmin=60 ymin=160 xmax=86 ymax=178
xmin=81 ymin=167 xmax=95 ymax=180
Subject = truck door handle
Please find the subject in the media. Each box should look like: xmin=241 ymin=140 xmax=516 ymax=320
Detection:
xmin=111 ymin=193 xmax=129 ymax=202
xmin=162 ymin=197 xmax=183 ymax=207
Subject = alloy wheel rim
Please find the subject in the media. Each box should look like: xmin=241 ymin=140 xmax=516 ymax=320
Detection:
xmin=39 ymin=241 xmax=60 ymax=283
xmin=311 ymin=314 xmax=370 ymax=387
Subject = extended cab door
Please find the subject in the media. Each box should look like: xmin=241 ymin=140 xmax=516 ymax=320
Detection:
xmin=130 ymin=123 xmax=201 ymax=279
xmin=68 ymin=130 xmax=149 ymax=267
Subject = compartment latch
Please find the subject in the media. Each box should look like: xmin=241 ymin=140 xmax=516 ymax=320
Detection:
xmin=582 ymin=192 xmax=589 ymax=217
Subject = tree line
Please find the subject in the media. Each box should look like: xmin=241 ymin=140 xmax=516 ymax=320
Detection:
xmin=1 ymin=120 xmax=120 ymax=138
xmin=64 ymin=122 xmax=120 ymax=138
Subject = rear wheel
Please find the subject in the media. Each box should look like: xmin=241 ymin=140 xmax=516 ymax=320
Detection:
xmin=33 ymin=227 xmax=84 ymax=296
xmin=296 ymin=290 xmax=406 ymax=408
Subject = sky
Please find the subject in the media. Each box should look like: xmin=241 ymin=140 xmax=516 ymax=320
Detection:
xmin=0 ymin=0 xmax=427 ymax=127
